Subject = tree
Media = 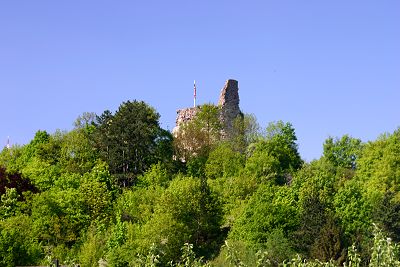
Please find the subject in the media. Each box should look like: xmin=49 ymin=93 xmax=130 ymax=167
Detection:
xmin=19 ymin=131 xmax=66 ymax=190
xmin=140 ymin=177 xmax=223 ymax=262
xmin=264 ymin=121 xmax=302 ymax=172
xmin=323 ymin=135 xmax=363 ymax=170
xmin=205 ymin=143 xmax=245 ymax=180
xmin=79 ymin=178 xmax=111 ymax=222
xmin=31 ymin=188 xmax=89 ymax=247
xmin=290 ymin=158 xmax=346 ymax=260
xmin=93 ymin=100 xmax=164 ymax=186
xmin=196 ymin=104 xmax=223 ymax=147
xmin=357 ymin=128 xmax=400 ymax=194
xmin=230 ymin=183 xmax=299 ymax=247
xmin=0 ymin=130 xmax=50 ymax=174
xmin=137 ymin=162 xmax=171 ymax=189
xmin=58 ymin=128 xmax=99 ymax=174
xmin=153 ymin=128 xmax=174 ymax=168
xmin=372 ymin=191 xmax=400 ymax=242
xmin=245 ymin=121 xmax=302 ymax=184
xmin=292 ymin=193 xmax=327 ymax=256
xmin=356 ymin=128 xmax=400 ymax=242
xmin=115 ymin=186 xmax=162 ymax=225
xmin=74 ymin=112 xmax=96 ymax=129
xmin=0 ymin=167 xmax=37 ymax=197
xmin=0 ymin=215 xmax=42 ymax=266
xmin=78 ymin=227 xmax=107 ymax=267
xmin=333 ymin=179 xmax=372 ymax=238
xmin=229 ymin=113 xmax=261 ymax=153
xmin=21 ymin=156 xmax=61 ymax=191
xmin=309 ymin=215 xmax=345 ymax=263
xmin=174 ymin=104 xmax=222 ymax=162
xmin=0 ymin=188 xmax=19 ymax=219
xmin=173 ymin=104 xmax=223 ymax=179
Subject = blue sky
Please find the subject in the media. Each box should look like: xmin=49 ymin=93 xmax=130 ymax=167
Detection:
xmin=1 ymin=1 xmax=399 ymax=161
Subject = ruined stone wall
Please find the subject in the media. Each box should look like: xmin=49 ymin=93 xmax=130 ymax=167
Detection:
xmin=176 ymin=107 xmax=198 ymax=125
xmin=218 ymin=79 xmax=242 ymax=138
xmin=174 ymin=79 xmax=242 ymax=138
xmin=173 ymin=107 xmax=198 ymax=134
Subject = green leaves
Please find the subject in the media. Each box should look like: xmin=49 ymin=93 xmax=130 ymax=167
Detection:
xmin=141 ymin=177 xmax=223 ymax=262
xmin=30 ymin=187 xmax=92 ymax=247
xmin=93 ymin=100 xmax=165 ymax=185
xmin=0 ymin=187 xmax=19 ymax=219
xmin=0 ymin=215 xmax=42 ymax=266
xmin=323 ymin=135 xmax=363 ymax=170
xmin=334 ymin=179 xmax=372 ymax=237
xmin=244 ymin=121 xmax=302 ymax=184
xmin=3 ymin=96 xmax=400 ymax=266
xmin=205 ymin=143 xmax=244 ymax=180
xmin=230 ymin=183 xmax=299 ymax=246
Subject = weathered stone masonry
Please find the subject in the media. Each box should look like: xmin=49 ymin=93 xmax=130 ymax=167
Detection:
xmin=173 ymin=79 xmax=242 ymax=137
xmin=218 ymin=79 xmax=242 ymax=138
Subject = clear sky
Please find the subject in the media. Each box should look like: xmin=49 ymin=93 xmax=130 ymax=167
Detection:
xmin=1 ymin=1 xmax=399 ymax=161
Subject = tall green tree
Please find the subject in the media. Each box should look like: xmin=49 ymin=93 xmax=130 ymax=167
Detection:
xmin=94 ymin=100 xmax=167 ymax=185
xmin=323 ymin=135 xmax=363 ymax=170
xmin=245 ymin=121 xmax=302 ymax=184
xmin=264 ymin=121 xmax=302 ymax=172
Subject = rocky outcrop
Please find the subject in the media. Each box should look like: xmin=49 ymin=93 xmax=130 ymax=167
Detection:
xmin=218 ymin=79 xmax=242 ymax=138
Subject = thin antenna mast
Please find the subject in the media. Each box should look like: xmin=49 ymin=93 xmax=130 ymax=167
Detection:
xmin=193 ymin=80 xmax=197 ymax=107
xmin=6 ymin=136 xmax=10 ymax=149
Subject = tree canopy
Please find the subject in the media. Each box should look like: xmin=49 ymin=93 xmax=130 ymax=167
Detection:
xmin=1 ymin=98 xmax=400 ymax=266
xmin=93 ymin=100 xmax=172 ymax=186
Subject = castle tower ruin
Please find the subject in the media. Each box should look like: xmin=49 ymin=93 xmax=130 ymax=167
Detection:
xmin=173 ymin=79 xmax=242 ymax=138
xmin=218 ymin=79 xmax=242 ymax=138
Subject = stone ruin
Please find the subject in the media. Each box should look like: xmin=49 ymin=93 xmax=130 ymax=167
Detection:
xmin=173 ymin=79 xmax=242 ymax=138
xmin=218 ymin=79 xmax=242 ymax=138
xmin=175 ymin=107 xmax=198 ymax=127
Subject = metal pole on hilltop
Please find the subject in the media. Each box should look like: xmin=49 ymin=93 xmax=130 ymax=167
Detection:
xmin=193 ymin=80 xmax=197 ymax=107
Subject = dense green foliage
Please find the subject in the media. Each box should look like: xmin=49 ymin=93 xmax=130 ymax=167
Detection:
xmin=1 ymin=100 xmax=400 ymax=266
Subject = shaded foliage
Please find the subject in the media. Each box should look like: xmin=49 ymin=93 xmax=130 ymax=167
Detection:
xmin=0 ymin=166 xmax=38 ymax=197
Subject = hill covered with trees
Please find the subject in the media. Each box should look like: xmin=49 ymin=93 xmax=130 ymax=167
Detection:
xmin=1 ymin=100 xmax=400 ymax=266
